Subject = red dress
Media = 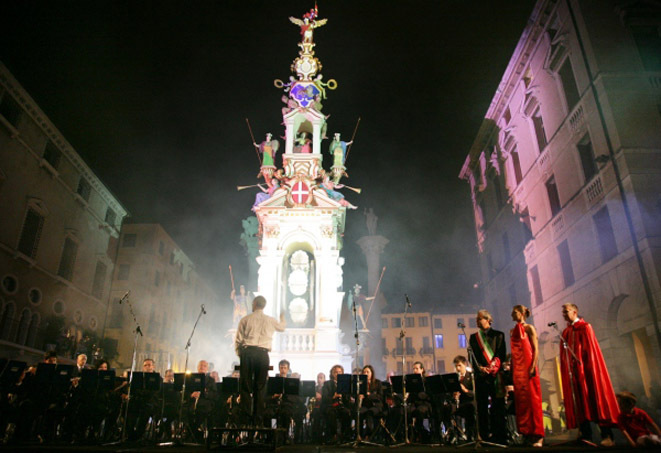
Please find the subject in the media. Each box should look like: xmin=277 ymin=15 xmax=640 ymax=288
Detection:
xmin=511 ymin=322 xmax=544 ymax=437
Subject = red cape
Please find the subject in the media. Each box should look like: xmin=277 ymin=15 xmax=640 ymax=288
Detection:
xmin=560 ymin=318 xmax=619 ymax=428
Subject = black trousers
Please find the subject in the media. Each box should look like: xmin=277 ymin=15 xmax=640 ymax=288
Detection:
xmin=239 ymin=346 xmax=269 ymax=426
xmin=475 ymin=375 xmax=506 ymax=442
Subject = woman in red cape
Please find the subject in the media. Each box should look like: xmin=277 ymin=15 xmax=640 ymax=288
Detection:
xmin=510 ymin=305 xmax=544 ymax=447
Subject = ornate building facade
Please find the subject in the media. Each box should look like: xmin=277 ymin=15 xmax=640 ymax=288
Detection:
xmin=381 ymin=311 xmax=478 ymax=376
xmin=460 ymin=0 xmax=661 ymax=416
xmin=0 ymin=61 xmax=128 ymax=362
xmin=105 ymin=223 xmax=221 ymax=372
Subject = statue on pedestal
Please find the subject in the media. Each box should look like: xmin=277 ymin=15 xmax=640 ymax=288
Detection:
xmin=329 ymin=132 xmax=352 ymax=183
xmin=254 ymin=133 xmax=280 ymax=188
xmin=289 ymin=8 xmax=327 ymax=45
xmin=231 ymin=285 xmax=251 ymax=325
xmin=346 ymin=284 xmax=368 ymax=331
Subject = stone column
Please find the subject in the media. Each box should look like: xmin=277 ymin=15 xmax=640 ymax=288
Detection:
xmin=357 ymin=234 xmax=388 ymax=372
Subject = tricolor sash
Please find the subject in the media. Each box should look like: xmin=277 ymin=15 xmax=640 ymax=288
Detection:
xmin=476 ymin=329 xmax=501 ymax=375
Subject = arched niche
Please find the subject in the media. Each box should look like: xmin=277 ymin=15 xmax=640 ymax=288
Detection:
xmin=281 ymin=241 xmax=316 ymax=328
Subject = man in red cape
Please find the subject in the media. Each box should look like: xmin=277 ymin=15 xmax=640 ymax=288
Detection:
xmin=560 ymin=303 xmax=619 ymax=446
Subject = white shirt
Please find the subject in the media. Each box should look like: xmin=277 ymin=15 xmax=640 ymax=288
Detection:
xmin=235 ymin=309 xmax=286 ymax=355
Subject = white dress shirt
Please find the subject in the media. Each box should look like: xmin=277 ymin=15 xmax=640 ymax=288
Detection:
xmin=235 ymin=309 xmax=286 ymax=355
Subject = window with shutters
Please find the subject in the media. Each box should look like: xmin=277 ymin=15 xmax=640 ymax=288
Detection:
xmin=91 ymin=261 xmax=107 ymax=299
xmin=57 ymin=238 xmax=78 ymax=281
xmin=18 ymin=208 xmax=44 ymax=259
xmin=43 ymin=141 xmax=62 ymax=169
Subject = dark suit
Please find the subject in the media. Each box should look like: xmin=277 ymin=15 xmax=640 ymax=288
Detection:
xmin=320 ymin=380 xmax=352 ymax=442
xmin=469 ymin=328 xmax=507 ymax=443
xmin=442 ymin=371 xmax=476 ymax=439
xmin=359 ymin=379 xmax=384 ymax=436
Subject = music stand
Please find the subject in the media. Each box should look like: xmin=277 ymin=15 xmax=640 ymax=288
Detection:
xmin=173 ymin=373 xmax=205 ymax=393
xmin=336 ymin=374 xmax=377 ymax=447
xmin=98 ymin=370 xmax=116 ymax=391
xmin=283 ymin=377 xmax=299 ymax=396
xmin=35 ymin=362 xmax=57 ymax=386
xmin=426 ymin=373 xmax=466 ymax=444
xmin=299 ymin=380 xmax=315 ymax=399
xmin=54 ymin=364 xmax=75 ymax=391
xmin=161 ymin=372 xmax=205 ymax=447
xmin=405 ymin=373 xmax=424 ymax=393
xmin=441 ymin=373 xmax=461 ymax=393
xmin=0 ymin=360 xmax=26 ymax=389
xmin=221 ymin=376 xmax=239 ymax=394
xmin=266 ymin=376 xmax=285 ymax=396
xmin=143 ymin=372 xmax=162 ymax=391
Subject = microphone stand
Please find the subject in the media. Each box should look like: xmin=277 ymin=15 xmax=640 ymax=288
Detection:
xmin=391 ymin=295 xmax=413 ymax=447
xmin=342 ymin=295 xmax=380 ymax=447
xmin=551 ymin=323 xmax=596 ymax=448
xmin=458 ymin=324 xmax=506 ymax=449
xmin=160 ymin=305 xmax=206 ymax=447
xmin=104 ymin=291 xmax=142 ymax=445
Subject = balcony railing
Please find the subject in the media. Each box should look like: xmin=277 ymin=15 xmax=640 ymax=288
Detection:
xmin=405 ymin=347 xmax=416 ymax=356
xmin=585 ymin=175 xmax=604 ymax=205
xmin=277 ymin=330 xmax=315 ymax=352
xmin=420 ymin=347 xmax=434 ymax=355
xmin=569 ymin=104 xmax=585 ymax=134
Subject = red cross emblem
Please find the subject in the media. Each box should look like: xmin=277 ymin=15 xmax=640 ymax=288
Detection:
xmin=291 ymin=181 xmax=310 ymax=205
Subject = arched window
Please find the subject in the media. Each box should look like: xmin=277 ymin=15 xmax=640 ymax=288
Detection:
xmin=14 ymin=308 xmax=30 ymax=345
xmin=26 ymin=312 xmax=41 ymax=348
xmin=0 ymin=302 xmax=15 ymax=340
xmin=282 ymin=248 xmax=316 ymax=328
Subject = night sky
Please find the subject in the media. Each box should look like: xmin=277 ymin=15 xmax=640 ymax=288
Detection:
xmin=1 ymin=1 xmax=534 ymax=316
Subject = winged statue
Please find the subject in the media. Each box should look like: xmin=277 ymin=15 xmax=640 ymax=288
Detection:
xmin=289 ymin=15 xmax=328 ymax=44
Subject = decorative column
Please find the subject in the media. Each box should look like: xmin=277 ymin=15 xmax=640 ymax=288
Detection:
xmin=356 ymin=208 xmax=388 ymax=372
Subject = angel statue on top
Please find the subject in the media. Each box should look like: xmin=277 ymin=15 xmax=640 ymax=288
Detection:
xmin=254 ymin=133 xmax=280 ymax=188
xmin=289 ymin=7 xmax=327 ymax=44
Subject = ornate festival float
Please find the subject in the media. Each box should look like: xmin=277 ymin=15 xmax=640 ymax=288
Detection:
xmin=235 ymin=7 xmax=362 ymax=379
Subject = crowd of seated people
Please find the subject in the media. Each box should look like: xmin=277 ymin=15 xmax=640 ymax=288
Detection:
xmin=1 ymin=352 xmax=486 ymax=446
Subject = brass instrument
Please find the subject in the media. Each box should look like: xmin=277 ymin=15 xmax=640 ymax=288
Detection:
xmin=343 ymin=185 xmax=362 ymax=194
xmin=237 ymin=184 xmax=261 ymax=191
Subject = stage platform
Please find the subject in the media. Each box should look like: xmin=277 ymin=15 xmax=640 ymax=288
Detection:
xmin=0 ymin=439 xmax=654 ymax=452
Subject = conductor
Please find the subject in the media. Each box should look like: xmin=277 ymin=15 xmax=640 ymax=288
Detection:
xmin=235 ymin=295 xmax=286 ymax=427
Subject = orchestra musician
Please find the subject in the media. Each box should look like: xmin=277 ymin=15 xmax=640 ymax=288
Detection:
xmin=359 ymin=364 xmax=384 ymax=440
xmin=187 ymin=360 xmax=219 ymax=434
xmin=126 ymin=358 xmax=160 ymax=441
xmin=441 ymin=355 xmax=475 ymax=442
xmin=158 ymin=368 xmax=178 ymax=441
xmin=310 ymin=372 xmax=325 ymax=443
xmin=321 ymin=364 xmax=352 ymax=443
xmin=264 ymin=359 xmax=306 ymax=442
xmin=408 ymin=361 xmax=433 ymax=442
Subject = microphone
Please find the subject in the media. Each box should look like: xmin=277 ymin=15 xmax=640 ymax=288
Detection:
xmin=405 ymin=294 xmax=411 ymax=308
xmin=119 ymin=290 xmax=130 ymax=304
xmin=201 ymin=304 xmax=207 ymax=315
xmin=457 ymin=322 xmax=466 ymax=328
xmin=547 ymin=322 xmax=557 ymax=327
